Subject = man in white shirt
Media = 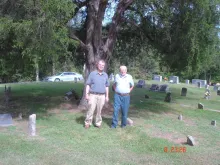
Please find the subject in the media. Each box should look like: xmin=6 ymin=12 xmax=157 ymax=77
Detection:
xmin=111 ymin=65 xmax=134 ymax=128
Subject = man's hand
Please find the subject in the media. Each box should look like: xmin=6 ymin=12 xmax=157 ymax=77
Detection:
xmin=85 ymin=93 xmax=89 ymax=101
xmin=105 ymin=96 xmax=109 ymax=102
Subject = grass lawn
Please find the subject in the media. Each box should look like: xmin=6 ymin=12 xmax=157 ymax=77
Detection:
xmin=0 ymin=81 xmax=219 ymax=165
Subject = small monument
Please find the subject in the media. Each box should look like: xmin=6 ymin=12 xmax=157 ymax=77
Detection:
xmin=159 ymin=84 xmax=169 ymax=93
xmin=136 ymin=80 xmax=146 ymax=88
xmin=149 ymin=84 xmax=159 ymax=91
xmin=28 ymin=114 xmax=36 ymax=136
xmin=181 ymin=87 xmax=187 ymax=96
xmin=178 ymin=114 xmax=183 ymax=120
xmin=187 ymin=135 xmax=195 ymax=146
xmin=164 ymin=92 xmax=172 ymax=103
xmin=169 ymin=76 xmax=179 ymax=84
xmin=0 ymin=113 xmax=13 ymax=127
xmin=185 ymin=80 xmax=190 ymax=84
xmin=64 ymin=89 xmax=79 ymax=101
xmin=211 ymin=120 xmax=216 ymax=126
xmin=153 ymin=75 xmax=162 ymax=82
xmin=198 ymin=103 xmax=204 ymax=109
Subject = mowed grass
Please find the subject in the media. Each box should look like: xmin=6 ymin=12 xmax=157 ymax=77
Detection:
xmin=0 ymin=81 xmax=219 ymax=165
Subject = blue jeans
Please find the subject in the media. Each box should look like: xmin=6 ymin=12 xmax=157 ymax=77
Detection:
xmin=111 ymin=93 xmax=130 ymax=128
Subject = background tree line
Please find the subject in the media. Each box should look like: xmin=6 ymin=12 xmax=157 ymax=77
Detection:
xmin=0 ymin=0 xmax=219 ymax=83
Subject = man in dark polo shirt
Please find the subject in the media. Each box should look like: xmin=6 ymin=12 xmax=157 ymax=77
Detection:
xmin=84 ymin=60 xmax=109 ymax=129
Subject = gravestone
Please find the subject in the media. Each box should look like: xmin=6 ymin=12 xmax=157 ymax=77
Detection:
xmin=211 ymin=120 xmax=216 ymax=126
xmin=192 ymin=79 xmax=207 ymax=87
xmin=64 ymin=89 xmax=79 ymax=101
xmin=181 ymin=87 xmax=187 ymax=96
xmin=0 ymin=113 xmax=13 ymax=127
xmin=178 ymin=114 xmax=183 ymax=120
xmin=164 ymin=92 xmax=172 ymax=102
xmin=136 ymin=80 xmax=146 ymax=88
xmin=185 ymin=80 xmax=190 ymax=84
xmin=169 ymin=76 xmax=179 ymax=84
xmin=198 ymin=103 xmax=204 ymax=109
xmin=159 ymin=84 xmax=169 ymax=93
xmin=197 ymin=82 xmax=201 ymax=88
xmin=217 ymin=87 xmax=220 ymax=96
xmin=149 ymin=84 xmax=159 ymax=91
xmin=28 ymin=114 xmax=36 ymax=136
xmin=153 ymin=75 xmax=162 ymax=82
xmin=145 ymin=94 xmax=149 ymax=99
xmin=187 ymin=135 xmax=195 ymax=146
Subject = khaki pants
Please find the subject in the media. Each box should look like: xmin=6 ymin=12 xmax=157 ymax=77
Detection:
xmin=85 ymin=94 xmax=105 ymax=126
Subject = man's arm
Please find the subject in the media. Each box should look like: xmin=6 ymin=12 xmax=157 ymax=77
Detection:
xmin=129 ymin=75 xmax=134 ymax=92
xmin=85 ymin=85 xmax=90 ymax=100
xmin=105 ymin=87 xmax=109 ymax=102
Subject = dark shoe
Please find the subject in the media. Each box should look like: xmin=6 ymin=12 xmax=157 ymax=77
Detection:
xmin=85 ymin=124 xmax=90 ymax=129
xmin=111 ymin=126 xmax=116 ymax=129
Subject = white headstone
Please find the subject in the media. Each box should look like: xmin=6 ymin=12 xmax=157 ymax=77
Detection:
xmin=28 ymin=114 xmax=36 ymax=136
xmin=153 ymin=75 xmax=162 ymax=82
xmin=185 ymin=80 xmax=190 ymax=84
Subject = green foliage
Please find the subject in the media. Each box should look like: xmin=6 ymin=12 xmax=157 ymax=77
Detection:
xmin=0 ymin=0 xmax=80 ymax=82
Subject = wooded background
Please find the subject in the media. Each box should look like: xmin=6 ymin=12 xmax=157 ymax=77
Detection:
xmin=1 ymin=0 xmax=219 ymax=83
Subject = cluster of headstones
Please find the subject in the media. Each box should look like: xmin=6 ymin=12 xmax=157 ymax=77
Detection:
xmin=153 ymin=75 xmax=179 ymax=84
xmin=0 ymin=113 xmax=37 ymax=136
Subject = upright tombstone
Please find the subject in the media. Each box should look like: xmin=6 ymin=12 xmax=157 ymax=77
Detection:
xmin=149 ymin=84 xmax=160 ymax=91
xmin=211 ymin=120 xmax=216 ymax=126
xmin=164 ymin=92 xmax=172 ymax=102
xmin=217 ymin=87 xmax=220 ymax=96
xmin=198 ymin=103 xmax=204 ymax=109
xmin=0 ymin=113 xmax=13 ymax=127
xmin=136 ymin=80 xmax=146 ymax=88
xmin=181 ymin=87 xmax=187 ymax=96
xmin=153 ymin=75 xmax=162 ymax=82
xmin=186 ymin=80 xmax=190 ymax=84
xmin=178 ymin=114 xmax=183 ymax=120
xmin=159 ymin=84 xmax=169 ymax=93
xmin=169 ymin=76 xmax=179 ymax=84
xmin=28 ymin=114 xmax=36 ymax=136
xmin=187 ymin=135 xmax=195 ymax=146
xmin=192 ymin=79 xmax=207 ymax=87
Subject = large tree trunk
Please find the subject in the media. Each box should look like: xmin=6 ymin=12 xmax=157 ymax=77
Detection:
xmin=72 ymin=0 xmax=134 ymax=109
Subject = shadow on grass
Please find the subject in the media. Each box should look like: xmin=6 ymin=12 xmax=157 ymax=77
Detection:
xmin=75 ymin=115 xmax=112 ymax=127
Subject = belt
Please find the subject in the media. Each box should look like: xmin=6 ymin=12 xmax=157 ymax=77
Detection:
xmin=89 ymin=92 xmax=105 ymax=95
xmin=116 ymin=92 xmax=130 ymax=96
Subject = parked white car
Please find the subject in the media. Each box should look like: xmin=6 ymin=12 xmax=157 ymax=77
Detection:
xmin=45 ymin=72 xmax=83 ymax=82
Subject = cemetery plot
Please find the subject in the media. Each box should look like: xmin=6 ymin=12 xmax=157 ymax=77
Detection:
xmin=136 ymin=80 xmax=146 ymax=88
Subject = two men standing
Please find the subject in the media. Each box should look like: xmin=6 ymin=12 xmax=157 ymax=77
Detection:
xmin=84 ymin=60 xmax=134 ymax=129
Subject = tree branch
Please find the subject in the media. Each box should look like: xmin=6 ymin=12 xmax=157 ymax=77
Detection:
xmin=69 ymin=31 xmax=87 ymax=50
xmin=104 ymin=0 xmax=134 ymax=57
